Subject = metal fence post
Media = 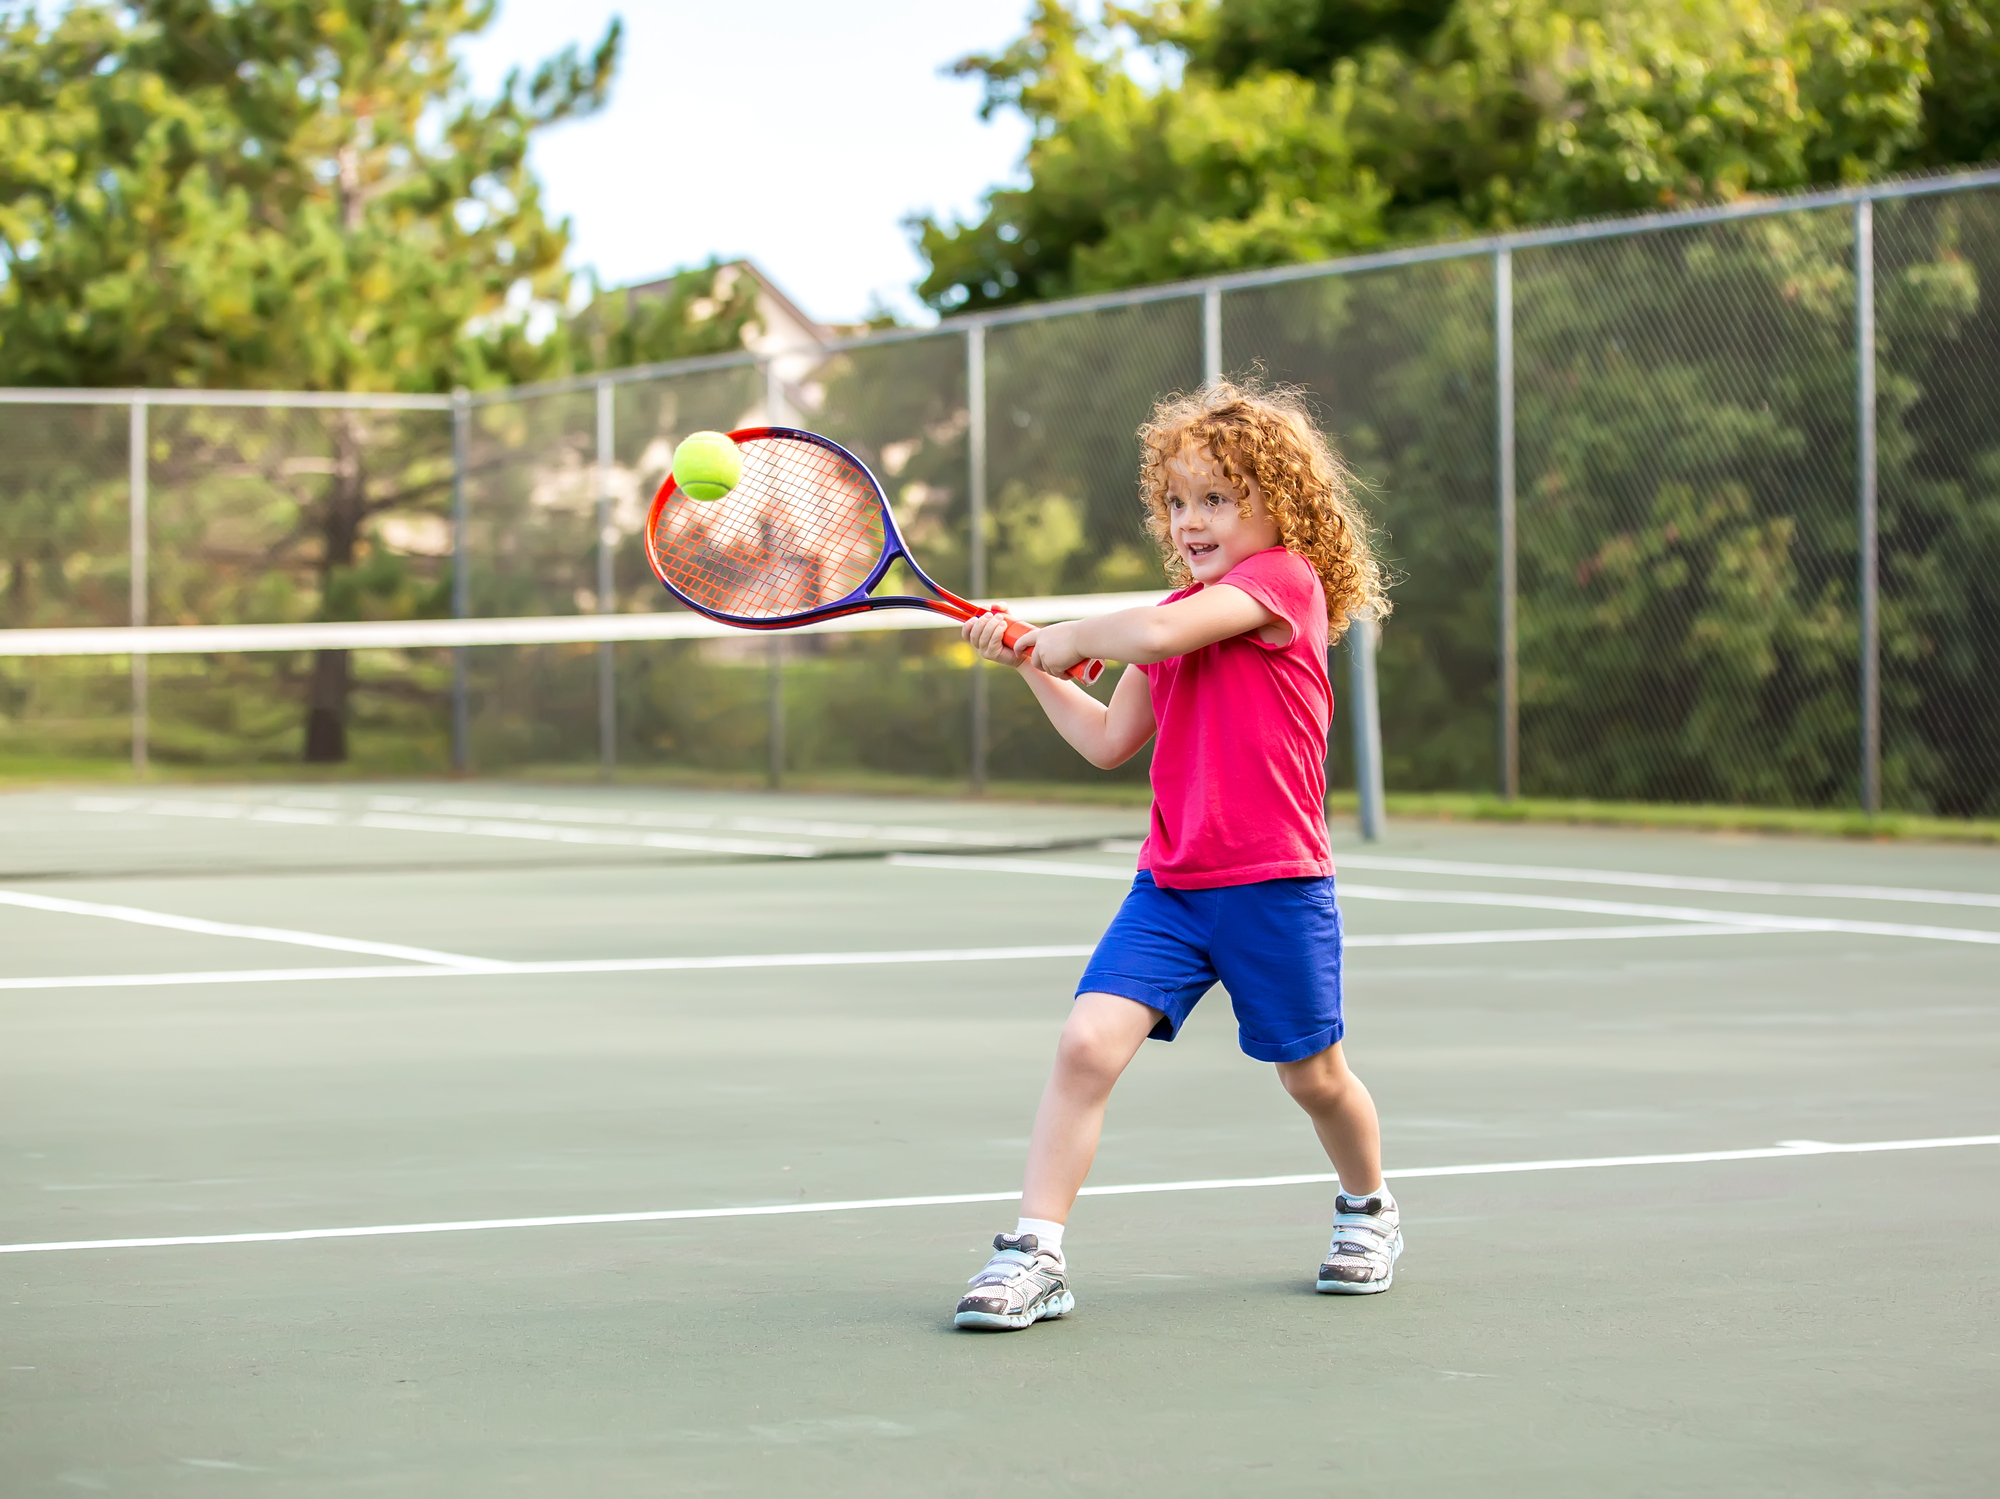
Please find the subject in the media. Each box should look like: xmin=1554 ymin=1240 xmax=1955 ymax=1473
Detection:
xmin=596 ymin=378 xmax=616 ymax=782
xmin=1495 ymin=249 xmax=1519 ymax=800
xmin=1202 ymin=284 xmax=1222 ymax=386
xmin=450 ymin=387 xmax=470 ymax=774
xmin=768 ymin=637 xmax=784 ymax=789
xmin=128 ymin=398 xmax=148 ymax=778
xmin=967 ymin=324 xmax=989 ymax=793
xmin=1855 ymin=197 xmax=1881 ymax=815
xmin=763 ymin=358 xmax=787 ymax=788
xmin=1349 ymin=613 xmax=1387 ymax=841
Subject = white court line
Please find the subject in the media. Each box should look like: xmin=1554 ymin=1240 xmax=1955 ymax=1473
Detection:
xmin=357 ymin=795 xmax=1085 ymax=848
xmin=68 ymin=797 xmax=819 ymax=858
xmin=887 ymin=855 xmax=2000 ymax=946
xmin=0 ymin=964 xmax=448 ymax=991
xmin=0 ymin=889 xmax=496 ymax=968
xmin=889 ymin=854 xmax=1131 ymax=880
xmin=1336 ymin=883 xmax=2000 ymax=946
xmin=1336 ymin=853 xmax=2000 ymax=910
xmin=0 ymin=925 xmax=1795 ymax=993
xmin=0 ymin=947 xmax=1094 ymax=993
xmin=355 ymin=811 xmax=818 ymax=858
xmin=4 ymin=1133 xmax=1991 ymax=1256
xmin=1346 ymin=922 xmax=1779 ymax=948
xmin=71 ymin=795 xmax=1088 ymax=853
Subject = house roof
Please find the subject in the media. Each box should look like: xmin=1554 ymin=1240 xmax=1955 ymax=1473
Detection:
xmin=622 ymin=260 xmax=866 ymax=348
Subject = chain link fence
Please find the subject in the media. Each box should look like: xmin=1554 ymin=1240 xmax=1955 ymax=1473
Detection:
xmin=4 ymin=170 xmax=1997 ymax=815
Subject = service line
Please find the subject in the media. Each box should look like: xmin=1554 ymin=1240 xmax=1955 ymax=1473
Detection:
xmin=0 ymin=889 xmax=495 ymax=968
xmin=1334 ymin=853 xmax=2000 ymax=910
xmin=0 ymin=924 xmax=1790 ymax=993
xmin=4 ymin=1133 xmax=1992 ymax=1256
xmin=885 ymin=856 xmax=2000 ymax=946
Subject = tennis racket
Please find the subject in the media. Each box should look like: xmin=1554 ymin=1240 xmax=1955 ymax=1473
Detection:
xmin=644 ymin=427 xmax=1104 ymax=683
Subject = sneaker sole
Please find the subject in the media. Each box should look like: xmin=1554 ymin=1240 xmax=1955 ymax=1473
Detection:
xmin=1316 ymin=1269 xmax=1393 ymax=1294
xmin=1316 ymin=1232 xmax=1403 ymax=1295
xmin=953 ymin=1289 xmax=1075 ymax=1331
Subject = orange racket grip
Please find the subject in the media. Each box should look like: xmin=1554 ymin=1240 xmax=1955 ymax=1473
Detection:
xmin=996 ymin=614 xmax=1104 ymax=684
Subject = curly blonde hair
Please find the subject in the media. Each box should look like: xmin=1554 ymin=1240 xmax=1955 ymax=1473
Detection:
xmin=1139 ymin=381 xmax=1389 ymax=641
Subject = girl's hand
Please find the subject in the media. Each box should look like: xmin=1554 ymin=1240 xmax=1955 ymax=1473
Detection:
xmin=1026 ymin=620 xmax=1087 ymax=677
xmin=961 ymin=609 xmax=1032 ymax=668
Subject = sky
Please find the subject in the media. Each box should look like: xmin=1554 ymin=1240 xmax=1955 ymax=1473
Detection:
xmin=456 ymin=1 xmax=1041 ymax=327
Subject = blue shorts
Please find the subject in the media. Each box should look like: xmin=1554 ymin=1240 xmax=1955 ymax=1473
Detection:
xmin=1075 ymin=871 xmax=1344 ymax=1064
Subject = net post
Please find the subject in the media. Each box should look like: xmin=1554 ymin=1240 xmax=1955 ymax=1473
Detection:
xmin=967 ymin=324 xmax=989 ymax=794
xmin=450 ymin=387 xmax=470 ymax=775
xmin=1202 ymin=284 xmax=1222 ymax=386
xmin=1855 ymin=197 xmax=1881 ymax=816
xmin=768 ymin=636 xmax=784 ymax=790
xmin=596 ymin=378 xmax=616 ymax=783
xmin=1348 ymin=611 xmax=1387 ymax=841
xmin=1494 ymin=248 xmax=1518 ymax=800
xmin=128 ymin=398 xmax=148 ymax=779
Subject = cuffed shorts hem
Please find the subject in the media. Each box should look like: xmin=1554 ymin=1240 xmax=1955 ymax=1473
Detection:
xmin=1071 ymin=977 xmax=1185 ymax=1042
xmin=1239 ymin=1019 xmax=1344 ymax=1064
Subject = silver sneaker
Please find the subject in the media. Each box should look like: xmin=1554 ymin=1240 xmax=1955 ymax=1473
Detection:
xmin=953 ymin=1233 xmax=1075 ymax=1331
xmin=1316 ymin=1191 xmax=1403 ymax=1294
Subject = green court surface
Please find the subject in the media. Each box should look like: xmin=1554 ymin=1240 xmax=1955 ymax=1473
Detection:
xmin=1 ymin=784 xmax=1995 ymax=1496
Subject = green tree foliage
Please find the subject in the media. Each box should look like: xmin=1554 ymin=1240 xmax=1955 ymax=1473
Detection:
xmin=903 ymin=0 xmax=2000 ymax=815
xmin=0 ymin=0 xmax=621 ymax=392
xmin=0 ymin=2 xmax=758 ymax=764
xmin=915 ymin=0 xmax=1993 ymax=312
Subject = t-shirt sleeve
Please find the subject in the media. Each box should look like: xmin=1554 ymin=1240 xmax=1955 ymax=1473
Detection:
xmin=1220 ymin=548 xmax=1319 ymax=650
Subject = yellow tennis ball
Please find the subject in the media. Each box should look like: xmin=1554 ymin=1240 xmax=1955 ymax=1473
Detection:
xmin=672 ymin=431 xmax=742 ymax=502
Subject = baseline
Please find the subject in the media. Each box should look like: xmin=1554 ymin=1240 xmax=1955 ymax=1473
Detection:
xmin=5 ymin=1134 xmax=1992 ymax=1256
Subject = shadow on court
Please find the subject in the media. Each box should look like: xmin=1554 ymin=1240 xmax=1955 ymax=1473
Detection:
xmin=1 ymin=783 xmax=1994 ymax=1495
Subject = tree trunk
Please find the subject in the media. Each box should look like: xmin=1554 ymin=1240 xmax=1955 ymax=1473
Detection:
xmin=302 ymin=415 xmax=368 ymax=764
xmin=303 ymin=649 xmax=350 ymax=761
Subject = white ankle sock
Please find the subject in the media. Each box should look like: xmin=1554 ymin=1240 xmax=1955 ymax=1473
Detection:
xmin=1340 ymin=1183 xmax=1393 ymax=1207
xmin=1015 ymin=1216 xmax=1065 ymax=1253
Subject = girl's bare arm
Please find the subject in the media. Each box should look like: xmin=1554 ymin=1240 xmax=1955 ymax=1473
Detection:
xmin=1019 ymin=586 xmax=1283 ymax=678
xmin=962 ymin=613 xmax=1157 ymax=769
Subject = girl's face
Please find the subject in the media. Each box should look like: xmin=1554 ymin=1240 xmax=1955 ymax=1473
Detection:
xmin=1163 ymin=443 xmax=1280 ymax=585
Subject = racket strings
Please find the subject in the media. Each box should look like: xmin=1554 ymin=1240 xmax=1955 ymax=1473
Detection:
xmin=651 ymin=437 xmax=887 ymax=620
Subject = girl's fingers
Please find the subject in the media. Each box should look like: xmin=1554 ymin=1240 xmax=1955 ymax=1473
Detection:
xmin=965 ymin=610 xmax=1024 ymax=665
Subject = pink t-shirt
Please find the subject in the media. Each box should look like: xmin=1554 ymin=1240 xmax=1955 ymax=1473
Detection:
xmin=1137 ymin=547 xmax=1333 ymax=890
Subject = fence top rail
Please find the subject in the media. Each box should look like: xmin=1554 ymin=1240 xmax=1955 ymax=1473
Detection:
xmin=2 ymin=164 xmax=1993 ymax=412
xmin=941 ymin=163 xmax=2000 ymax=327
xmin=0 ymin=387 xmax=454 ymax=411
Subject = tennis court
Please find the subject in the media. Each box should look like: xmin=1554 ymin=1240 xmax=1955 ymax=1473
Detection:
xmin=2 ymin=783 xmax=1994 ymax=1495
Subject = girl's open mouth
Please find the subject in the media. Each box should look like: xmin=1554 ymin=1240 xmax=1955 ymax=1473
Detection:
xmin=1186 ymin=541 xmax=1218 ymax=559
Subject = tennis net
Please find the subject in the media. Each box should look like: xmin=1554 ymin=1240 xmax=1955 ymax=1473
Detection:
xmin=0 ymin=594 xmax=1165 ymax=788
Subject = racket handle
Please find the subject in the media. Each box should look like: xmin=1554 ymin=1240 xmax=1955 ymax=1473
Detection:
xmin=996 ymin=615 xmax=1104 ymax=684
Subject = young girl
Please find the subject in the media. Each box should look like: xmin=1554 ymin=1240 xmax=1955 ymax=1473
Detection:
xmin=951 ymin=382 xmax=1397 ymax=1331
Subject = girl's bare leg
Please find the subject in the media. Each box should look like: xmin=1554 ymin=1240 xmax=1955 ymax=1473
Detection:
xmin=1273 ymin=1041 xmax=1383 ymax=1194
xmin=1018 ymin=992 xmax=1163 ymax=1222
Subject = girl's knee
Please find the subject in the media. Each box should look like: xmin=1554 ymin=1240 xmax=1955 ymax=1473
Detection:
xmin=1054 ymin=1009 xmax=1143 ymax=1085
xmin=1054 ymin=1023 xmax=1123 ymax=1084
xmin=1277 ymin=1049 xmax=1352 ymax=1109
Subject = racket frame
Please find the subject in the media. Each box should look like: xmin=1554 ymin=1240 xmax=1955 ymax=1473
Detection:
xmin=644 ymin=426 xmax=1103 ymax=681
